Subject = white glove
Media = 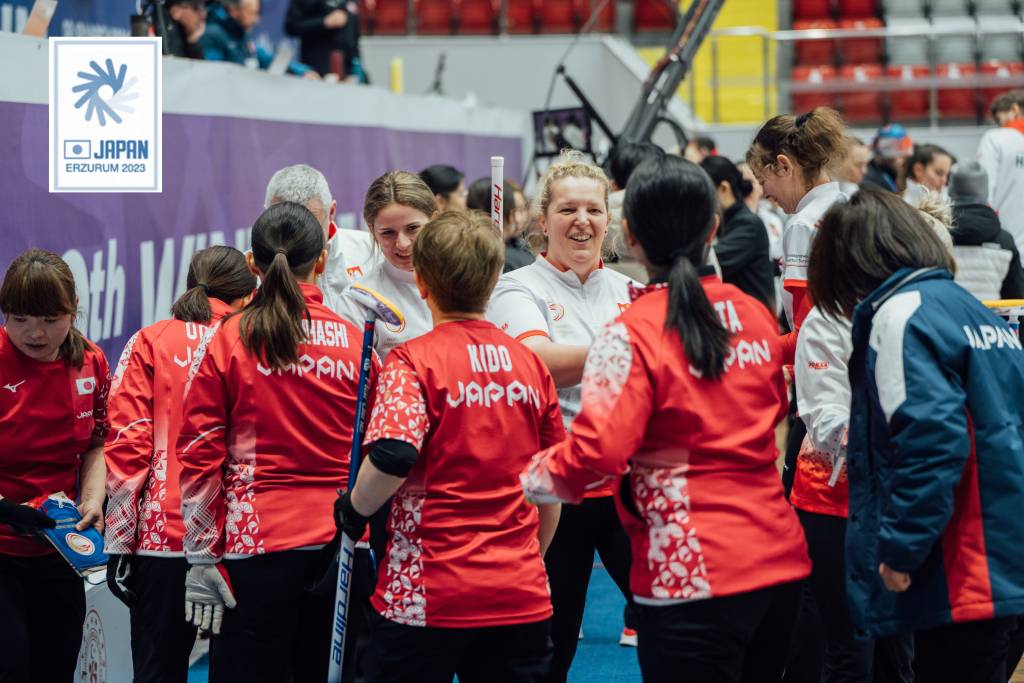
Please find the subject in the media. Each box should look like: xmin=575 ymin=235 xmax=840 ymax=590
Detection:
xmin=185 ymin=564 xmax=237 ymax=634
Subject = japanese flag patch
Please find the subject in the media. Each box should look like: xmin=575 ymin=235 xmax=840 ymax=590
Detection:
xmin=76 ymin=376 xmax=97 ymax=395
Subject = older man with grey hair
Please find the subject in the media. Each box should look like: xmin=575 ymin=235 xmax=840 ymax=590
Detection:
xmin=264 ymin=163 xmax=378 ymax=310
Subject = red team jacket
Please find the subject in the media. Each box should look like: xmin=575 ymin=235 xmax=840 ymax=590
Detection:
xmin=523 ymin=278 xmax=810 ymax=603
xmin=104 ymin=299 xmax=234 ymax=555
xmin=0 ymin=328 xmax=110 ymax=556
xmin=363 ymin=319 xmax=564 ymax=628
xmin=178 ymin=284 xmax=374 ymax=562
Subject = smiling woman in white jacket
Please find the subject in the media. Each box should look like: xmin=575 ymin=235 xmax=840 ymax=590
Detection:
xmin=328 ymin=171 xmax=438 ymax=359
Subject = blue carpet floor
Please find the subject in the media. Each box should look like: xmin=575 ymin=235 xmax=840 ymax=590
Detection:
xmin=187 ymin=563 xmax=641 ymax=682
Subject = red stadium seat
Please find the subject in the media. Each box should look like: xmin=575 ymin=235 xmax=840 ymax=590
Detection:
xmin=415 ymin=0 xmax=454 ymax=33
xmin=634 ymin=0 xmax=676 ymax=32
xmin=980 ymin=60 xmax=1024 ymax=110
xmin=537 ymin=0 xmax=581 ymax=33
xmin=886 ymin=64 xmax=930 ymax=120
xmin=506 ymin=0 xmax=535 ymax=33
xmin=791 ymin=65 xmax=838 ymax=112
xmin=839 ymin=63 xmax=883 ymax=122
xmin=456 ymin=0 xmax=497 ymax=33
xmin=837 ymin=0 xmax=876 ymax=18
xmin=838 ymin=17 xmax=882 ymax=65
xmin=937 ymin=62 xmax=979 ymax=119
xmin=364 ymin=0 xmax=409 ymax=34
xmin=794 ymin=20 xmax=837 ymax=67
xmin=794 ymin=0 xmax=833 ymax=20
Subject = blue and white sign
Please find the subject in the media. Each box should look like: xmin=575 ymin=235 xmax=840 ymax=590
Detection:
xmin=49 ymin=37 xmax=161 ymax=192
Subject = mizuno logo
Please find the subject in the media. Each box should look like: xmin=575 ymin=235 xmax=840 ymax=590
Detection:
xmin=3 ymin=380 xmax=25 ymax=393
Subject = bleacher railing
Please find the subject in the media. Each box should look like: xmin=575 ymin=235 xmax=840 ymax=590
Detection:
xmin=700 ymin=22 xmax=1024 ymax=126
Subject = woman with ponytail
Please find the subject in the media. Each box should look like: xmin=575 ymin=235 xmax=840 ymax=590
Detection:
xmin=746 ymin=107 xmax=849 ymax=364
xmin=488 ymin=149 xmax=640 ymax=674
xmin=177 ymin=203 xmax=374 ymax=681
xmin=0 ymin=249 xmax=111 ymax=681
xmin=700 ymin=155 xmax=775 ymax=311
xmin=523 ymin=155 xmax=810 ymax=683
xmin=103 ymin=245 xmax=254 ymax=682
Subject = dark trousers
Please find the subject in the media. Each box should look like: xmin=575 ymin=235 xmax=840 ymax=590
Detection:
xmin=0 ymin=552 xmax=85 ymax=683
xmin=544 ymin=495 xmax=635 ymax=683
xmin=1007 ymin=617 xmax=1024 ymax=679
xmin=915 ymin=617 xmax=1017 ymax=683
xmin=796 ymin=510 xmax=914 ymax=683
xmin=636 ymin=580 xmax=803 ymax=683
xmin=364 ymin=611 xmax=552 ymax=683
xmin=210 ymin=547 xmax=373 ymax=683
xmin=129 ymin=556 xmax=197 ymax=683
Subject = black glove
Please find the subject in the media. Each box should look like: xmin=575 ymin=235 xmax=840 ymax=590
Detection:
xmin=106 ymin=554 xmax=138 ymax=608
xmin=333 ymin=490 xmax=371 ymax=543
xmin=0 ymin=498 xmax=56 ymax=534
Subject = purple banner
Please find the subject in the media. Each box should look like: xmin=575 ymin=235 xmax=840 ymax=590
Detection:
xmin=2 ymin=100 xmax=521 ymax=361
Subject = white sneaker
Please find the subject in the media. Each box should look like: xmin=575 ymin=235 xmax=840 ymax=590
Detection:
xmin=619 ymin=627 xmax=638 ymax=647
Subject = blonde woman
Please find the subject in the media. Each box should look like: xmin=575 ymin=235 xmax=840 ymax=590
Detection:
xmin=487 ymin=150 xmax=638 ymax=679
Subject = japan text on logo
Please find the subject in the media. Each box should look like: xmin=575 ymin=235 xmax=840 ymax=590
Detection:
xmin=49 ymin=37 xmax=162 ymax=193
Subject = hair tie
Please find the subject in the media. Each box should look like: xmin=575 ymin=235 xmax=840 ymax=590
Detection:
xmin=197 ymin=283 xmax=211 ymax=295
xmin=275 ymin=247 xmax=287 ymax=256
xmin=795 ymin=112 xmax=811 ymax=129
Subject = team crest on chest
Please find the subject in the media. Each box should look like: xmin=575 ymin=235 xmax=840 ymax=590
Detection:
xmin=548 ymin=302 xmax=566 ymax=321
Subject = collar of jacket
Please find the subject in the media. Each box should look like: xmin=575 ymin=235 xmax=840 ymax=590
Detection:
xmin=851 ymin=267 xmax=950 ymax=341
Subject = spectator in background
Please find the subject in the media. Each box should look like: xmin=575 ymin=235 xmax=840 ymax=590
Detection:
xmin=201 ymin=0 xmax=319 ymax=78
xmin=990 ymin=89 xmax=1023 ymax=126
xmin=467 ymin=177 xmax=534 ymax=273
xmin=977 ymin=89 xmax=1024 ymax=252
xmin=947 ymin=161 xmax=1024 ymax=301
xmin=164 ymin=0 xmax=207 ymax=59
xmin=684 ymin=135 xmax=717 ymax=163
xmin=834 ymin=136 xmax=870 ymax=196
xmin=284 ymin=0 xmax=366 ymax=82
xmin=862 ymin=123 xmax=912 ymax=193
xmin=419 ymin=165 xmax=467 ymax=212
xmin=902 ymin=144 xmax=954 ymax=206
xmin=700 ymin=156 xmax=775 ymax=312
xmin=606 ymin=140 xmax=664 ymax=282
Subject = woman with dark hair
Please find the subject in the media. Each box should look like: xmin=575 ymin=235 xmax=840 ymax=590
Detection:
xmin=523 ymin=155 xmax=810 ymax=683
xmin=700 ymin=155 xmax=775 ymax=311
xmin=0 ymin=249 xmax=111 ymax=681
xmin=178 ymin=203 xmax=373 ymax=681
xmin=103 ymin=245 xmax=255 ymax=683
xmin=418 ymin=164 xmax=466 ymax=212
xmin=902 ymin=143 xmax=954 ymax=206
xmin=808 ymin=189 xmax=1024 ymax=683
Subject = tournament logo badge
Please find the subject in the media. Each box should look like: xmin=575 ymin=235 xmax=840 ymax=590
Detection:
xmin=548 ymin=302 xmax=566 ymax=321
xmin=49 ymin=37 xmax=161 ymax=192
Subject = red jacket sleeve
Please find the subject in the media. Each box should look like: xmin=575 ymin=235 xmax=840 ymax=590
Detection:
xmin=177 ymin=329 xmax=231 ymax=564
xmin=103 ymin=332 xmax=155 ymax=555
xmin=780 ymin=282 xmax=814 ymax=366
xmin=522 ymin=320 xmax=652 ymax=503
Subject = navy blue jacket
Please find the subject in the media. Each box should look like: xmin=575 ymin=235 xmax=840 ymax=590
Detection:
xmin=847 ymin=268 xmax=1024 ymax=638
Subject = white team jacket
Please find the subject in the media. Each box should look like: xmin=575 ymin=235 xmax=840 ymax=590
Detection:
xmin=327 ymin=260 xmax=432 ymax=359
xmin=794 ymin=306 xmax=853 ymax=474
xmin=977 ymin=125 xmax=1024 ymax=251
